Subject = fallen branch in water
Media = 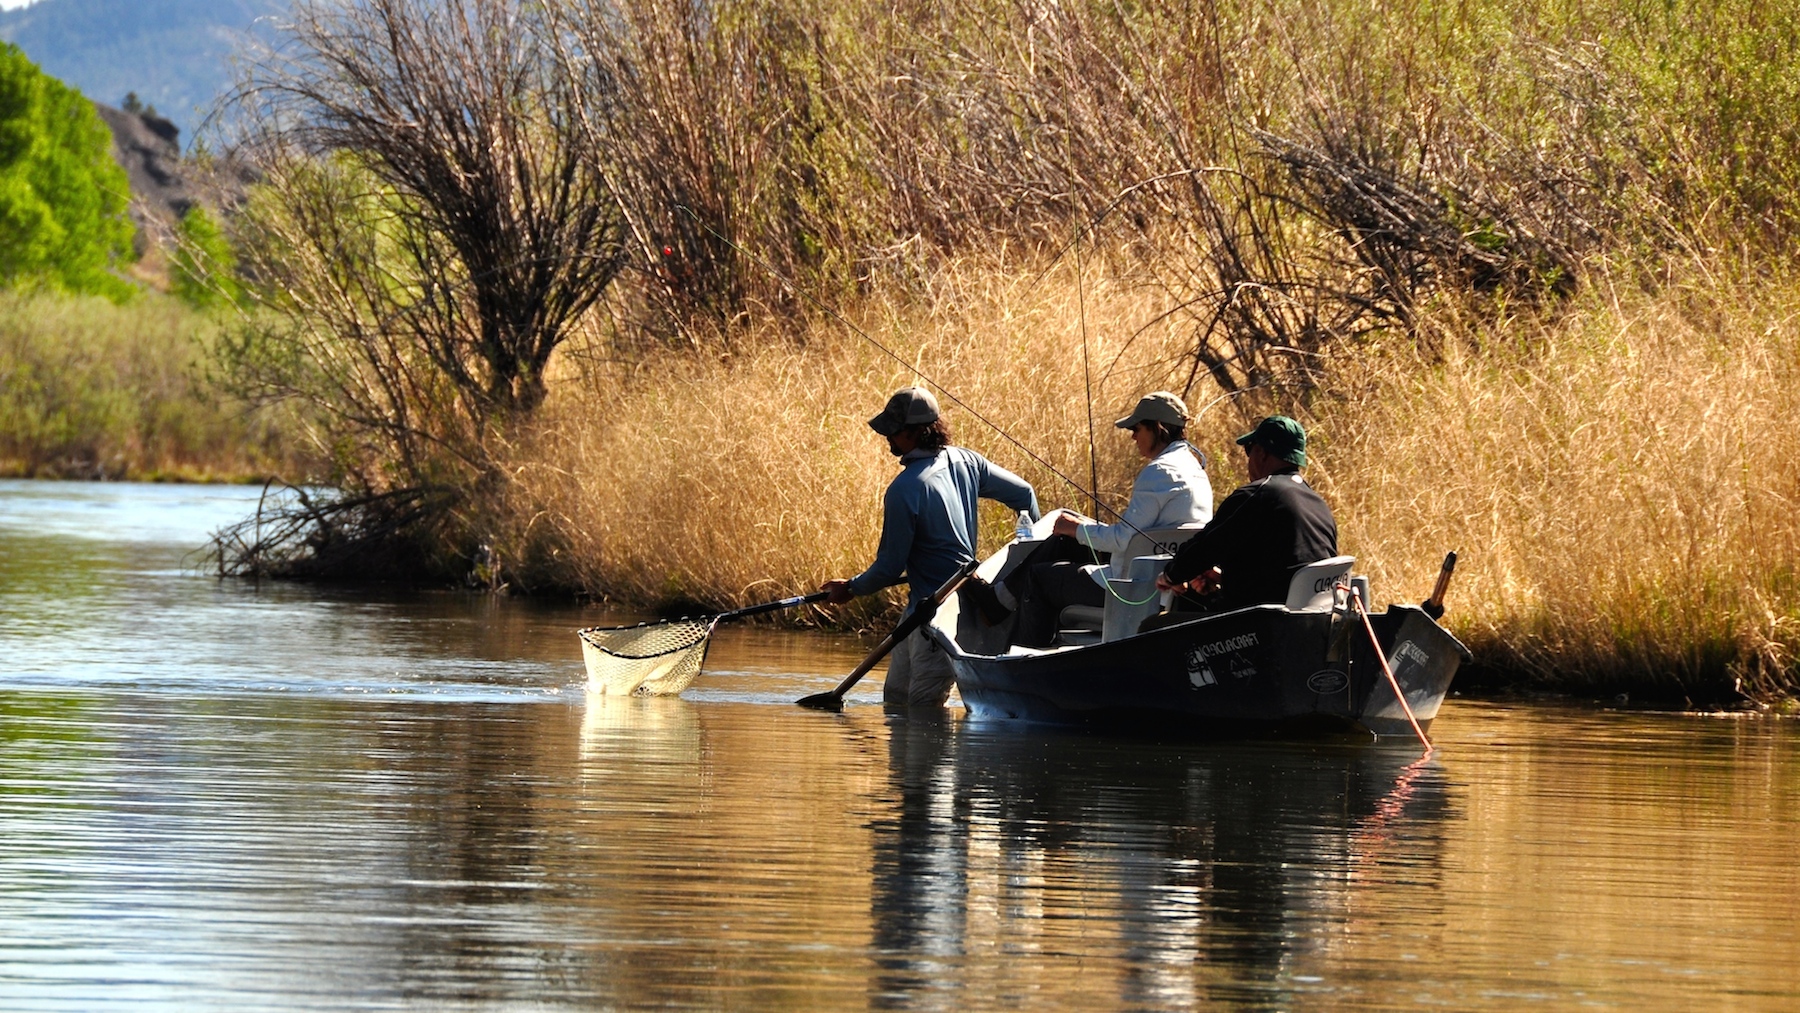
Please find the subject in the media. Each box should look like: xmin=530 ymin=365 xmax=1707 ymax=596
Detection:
xmin=209 ymin=482 xmax=461 ymax=581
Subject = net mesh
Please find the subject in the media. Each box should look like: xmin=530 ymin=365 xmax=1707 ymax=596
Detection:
xmin=579 ymin=618 xmax=719 ymax=696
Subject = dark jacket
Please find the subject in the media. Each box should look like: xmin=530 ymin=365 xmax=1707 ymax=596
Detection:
xmin=1163 ymin=472 xmax=1337 ymax=610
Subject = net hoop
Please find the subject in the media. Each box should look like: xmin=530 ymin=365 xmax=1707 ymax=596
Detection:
xmin=579 ymin=617 xmax=721 ymax=696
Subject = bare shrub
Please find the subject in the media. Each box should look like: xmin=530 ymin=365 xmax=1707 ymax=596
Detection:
xmin=547 ymin=0 xmax=855 ymax=340
xmin=211 ymin=484 xmax=454 ymax=581
xmin=217 ymin=0 xmax=625 ymax=577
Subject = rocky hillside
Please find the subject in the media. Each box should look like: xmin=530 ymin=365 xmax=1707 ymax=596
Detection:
xmin=93 ymin=102 xmax=191 ymax=237
xmin=0 ymin=0 xmax=281 ymax=142
xmin=92 ymin=98 xmax=255 ymax=279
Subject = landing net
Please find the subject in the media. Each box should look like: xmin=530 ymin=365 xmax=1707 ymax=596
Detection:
xmin=579 ymin=618 xmax=719 ymax=696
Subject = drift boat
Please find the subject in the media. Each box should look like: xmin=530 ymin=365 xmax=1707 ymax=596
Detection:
xmin=924 ymin=523 xmax=1469 ymax=739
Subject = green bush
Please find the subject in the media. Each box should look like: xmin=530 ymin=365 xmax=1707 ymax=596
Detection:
xmin=171 ymin=204 xmax=240 ymax=310
xmin=0 ymin=290 xmax=304 ymax=480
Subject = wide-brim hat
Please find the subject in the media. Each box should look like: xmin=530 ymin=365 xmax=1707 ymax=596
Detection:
xmin=1114 ymin=390 xmax=1190 ymax=429
xmin=1235 ymin=415 xmax=1307 ymax=468
xmin=868 ymin=386 xmax=941 ymax=436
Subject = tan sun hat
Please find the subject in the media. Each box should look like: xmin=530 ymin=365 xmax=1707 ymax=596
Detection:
xmin=1114 ymin=390 xmax=1190 ymax=429
xmin=868 ymin=386 xmax=941 ymax=436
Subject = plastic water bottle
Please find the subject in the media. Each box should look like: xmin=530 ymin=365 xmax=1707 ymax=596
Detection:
xmin=1015 ymin=510 xmax=1034 ymax=541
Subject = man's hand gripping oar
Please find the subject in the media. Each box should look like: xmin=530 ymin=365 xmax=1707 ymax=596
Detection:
xmin=796 ymin=559 xmax=981 ymax=712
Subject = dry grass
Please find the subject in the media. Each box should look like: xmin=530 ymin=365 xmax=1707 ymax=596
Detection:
xmin=1319 ymin=278 xmax=1800 ymax=703
xmin=499 ymin=257 xmax=1800 ymax=703
xmin=505 ymin=256 xmax=1244 ymax=621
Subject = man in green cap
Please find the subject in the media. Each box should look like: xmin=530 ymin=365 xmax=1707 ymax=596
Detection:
xmin=1152 ymin=415 xmax=1337 ymax=613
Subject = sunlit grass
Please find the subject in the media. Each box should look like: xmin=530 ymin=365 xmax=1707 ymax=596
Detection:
xmin=1321 ymin=276 xmax=1800 ymax=703
xmin=507 ymin=257 xmax=1202 ymax=626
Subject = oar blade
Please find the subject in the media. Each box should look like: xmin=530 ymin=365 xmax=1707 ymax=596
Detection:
xmin=795 ymin=690 xmax=845 ymax=712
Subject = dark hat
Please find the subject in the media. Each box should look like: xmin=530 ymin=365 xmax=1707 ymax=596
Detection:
xmin=1114 ymin=390 xmax=1190 ymax=429
xmin=868 ymin=386 xmax=941 ymax=436
xmin=1235 ymin=415 xmax=1307 ymax=467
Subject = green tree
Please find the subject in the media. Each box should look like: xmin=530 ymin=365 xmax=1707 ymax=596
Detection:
xmin=0 ymin=43 xmax=135 ymax=300
xmin=170 ymin=204 xmax=238 ymax=310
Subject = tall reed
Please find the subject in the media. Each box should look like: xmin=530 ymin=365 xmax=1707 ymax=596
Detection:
xmin=1321 ymin=277 xmax=1800 ymax=703
xmin=506 ymin=256 xmax=1224 ymax=617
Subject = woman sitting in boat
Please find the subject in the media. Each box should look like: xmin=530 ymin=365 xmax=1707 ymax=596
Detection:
xmin=997 ymin=391 xmax=1214 ymax=647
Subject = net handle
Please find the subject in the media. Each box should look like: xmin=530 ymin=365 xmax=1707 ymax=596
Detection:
xmin=717 ymin=591 xmax=829 ymax=623
xmin=581 ymin=590 xmax=828 ymax=636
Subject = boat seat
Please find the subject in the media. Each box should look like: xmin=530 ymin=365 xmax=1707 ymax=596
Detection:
xmin=1056 ymin=604 xmax=1106 ymax=646
xmin=1285 ymin=555 xmax=1356 ymax=612
xmin=1052 ymin=525 xmax=1204 ymax=644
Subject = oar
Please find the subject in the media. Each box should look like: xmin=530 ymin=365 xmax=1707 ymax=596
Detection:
xmin=1420 ymin=551 xmax=1458 ymax=620
xmin=797 ymin=559 xmax=981 ymax=712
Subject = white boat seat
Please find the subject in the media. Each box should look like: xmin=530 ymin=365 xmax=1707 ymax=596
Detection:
xmin=1051 ymin=525 xmax=1204 ymax=645
xmin=1105 ymin=525 xmax=1204 ymax=564
xmin=1101 ymin=551 xmax=1178 ymax=642
xmin=1285 ymin=555 xmax=1356 ymax=612
xmin=1102 ymin=526 xmax=1201 ymax=642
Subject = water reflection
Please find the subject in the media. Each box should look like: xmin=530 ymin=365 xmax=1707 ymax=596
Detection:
xmin=4 ymin=479 xmax=1799 ymax=1011
xmin=871 ymin=717 xmax=1451 ymax=1010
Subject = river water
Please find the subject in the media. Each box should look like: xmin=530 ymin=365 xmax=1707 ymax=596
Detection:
xmin=0 ymin=479 xmax=1795 ymax=1010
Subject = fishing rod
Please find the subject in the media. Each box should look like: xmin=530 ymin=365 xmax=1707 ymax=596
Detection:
xmin=1074 ymin=229 xmax=1101 ymax=521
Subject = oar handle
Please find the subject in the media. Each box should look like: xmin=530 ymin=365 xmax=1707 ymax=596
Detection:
xmin=718 ymin=590 xmax=829 ymax=622
xmin=1421 ymin=551 xmax=1457 ymax=620
xmin=803 ymin=559 xmax=980 ymax=708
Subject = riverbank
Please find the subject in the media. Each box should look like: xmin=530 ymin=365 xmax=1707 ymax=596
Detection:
xmin=8 ymin=268 xmax=1792 ymax=705
xmin=497 ymin=257 xmax=1800 ymax=706
xmin=15 ymin=0 xmax=1798 ymax=706
xmin=0 ymin=291 xmax=305 ymax=482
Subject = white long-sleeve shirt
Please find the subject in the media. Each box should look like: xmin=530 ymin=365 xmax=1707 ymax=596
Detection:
xmin=1074 ymin=440 xmax=1213 ymax=558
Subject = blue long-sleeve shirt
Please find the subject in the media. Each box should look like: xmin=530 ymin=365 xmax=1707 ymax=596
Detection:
xmin=849 ymin=446 xmax=1039 ymax=610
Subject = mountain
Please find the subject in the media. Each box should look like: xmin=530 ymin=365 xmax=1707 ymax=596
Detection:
xmin=0 ymin=0 xmax=282 ymax=143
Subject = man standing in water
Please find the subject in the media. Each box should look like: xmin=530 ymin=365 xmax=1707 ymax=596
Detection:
xmin=823 ymin=387 xmax=1040 ymax=709
xmin=1153 ymin=415 xmax=1337 ymax=614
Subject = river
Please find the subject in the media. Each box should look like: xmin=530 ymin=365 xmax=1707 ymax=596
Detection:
xmin=0 ymin=479 xmax=1795 ymax=1010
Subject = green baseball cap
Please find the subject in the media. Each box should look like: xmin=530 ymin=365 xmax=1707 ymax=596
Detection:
xmin=1235 ymin=415 xmax=1307 ymax=467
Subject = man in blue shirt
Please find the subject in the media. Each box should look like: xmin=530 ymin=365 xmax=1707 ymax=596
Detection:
xmin=823 ymin=387 xmax=1040 ymax=708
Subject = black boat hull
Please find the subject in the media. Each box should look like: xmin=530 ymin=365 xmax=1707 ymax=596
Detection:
xmin=934 ymin=603 xmax=1469 ymax=739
